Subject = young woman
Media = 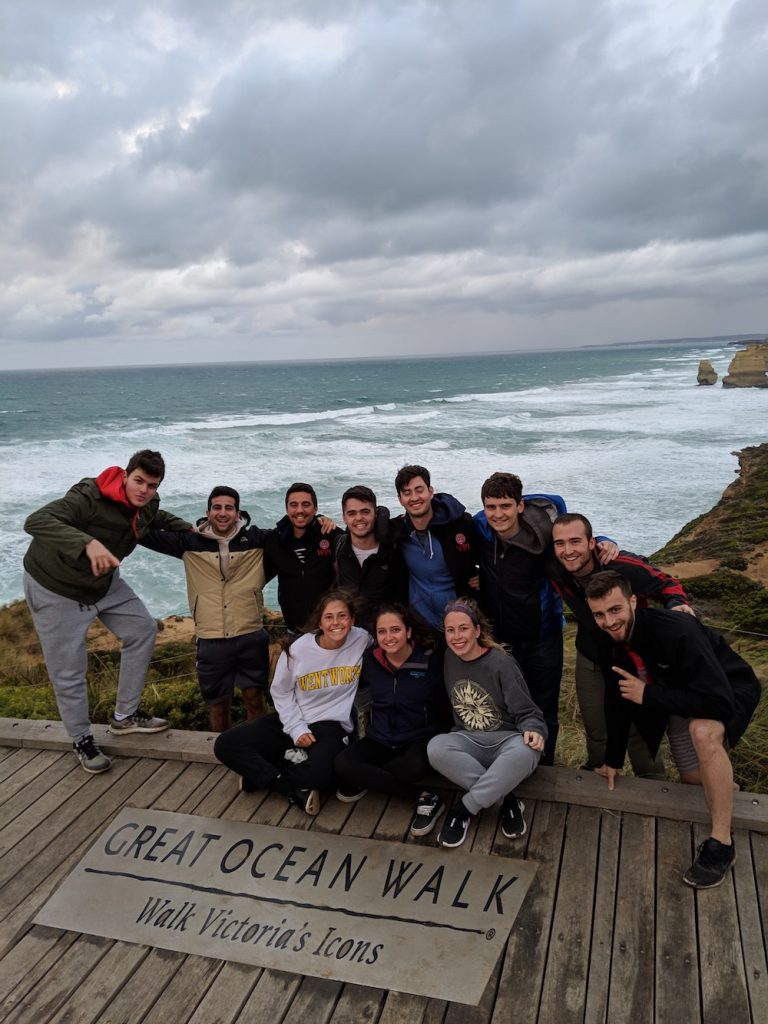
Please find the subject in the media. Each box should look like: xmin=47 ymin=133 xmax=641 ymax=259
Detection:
xmin=427 ymin=598 xmax=546 ymax=848
xmin=214 ymin=590 xmax=371 ymax=814
xmin=334 ymin=604 xmax=450 ymax=836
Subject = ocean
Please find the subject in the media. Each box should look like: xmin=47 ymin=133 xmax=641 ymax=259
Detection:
xmin=1 ymin=340 xmax=765 ymax=617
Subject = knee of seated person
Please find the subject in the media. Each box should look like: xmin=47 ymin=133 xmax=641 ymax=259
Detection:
xmin=688 ymin=718 xmax=724 ymax=751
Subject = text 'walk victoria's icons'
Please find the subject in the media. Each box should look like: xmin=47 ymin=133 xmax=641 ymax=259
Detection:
xmin=35 ymin=807 xmax=538 ymax=1005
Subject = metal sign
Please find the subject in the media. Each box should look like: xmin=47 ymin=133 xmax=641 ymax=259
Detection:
xmin=35 ymin=807 xmax=537 ymax=1005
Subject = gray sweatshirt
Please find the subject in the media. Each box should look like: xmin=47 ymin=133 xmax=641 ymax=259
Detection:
xmin=443 ymin=647 xmax=547 ymax=737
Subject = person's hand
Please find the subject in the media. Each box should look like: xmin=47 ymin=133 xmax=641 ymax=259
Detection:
xmin=468 ymin=574 xmax=480 ymax=590
xmin=672 ymin=604 xmax=696 ymax=616
xmin=317 ymin=515 xmax=337 ymax=534
xmin=596 ymin=540 xmax=619 ymax=564
xmin=85 ymin=539 xmax=120 ymax=576
xmin=523 ymin=731 xmax=545 ymax=751
xmin=613 ymin=666 xmax=646 ymax=704
xmin=295 ymin=732 xmax=316 ymax=748
xmin=595 ymin=764 xmax=619 ymax=791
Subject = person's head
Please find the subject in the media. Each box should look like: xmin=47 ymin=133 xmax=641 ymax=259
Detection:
xmin=443 ymin=597 xmax=503 ymax=660
xmin=552 ymin=513 xmax=596 ymax=576
xmin=342 ymin=485 xmax=377 ymax=542
xmin=480 ymin=472 xmax=524 ymax=541
xmin=206 ymin=486 xmax=240 ymax=536
xmin=306 ymin=589 xmax=356 ymax=650
xmin=285 ymin=482 xmax=318 ymax=534
xmin=395 ymin=465 xmax=433 ymax=520
xmin=374 ymin=603 xmax=414 ymax=661
xmin=123 ymin=450 xmax=165 ymax=507
xmin=585 ymin=571 xmax=637 ymax=643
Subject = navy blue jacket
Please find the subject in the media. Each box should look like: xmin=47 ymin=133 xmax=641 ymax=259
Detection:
xmin=362 ymin=643 xmax=450 ymax=746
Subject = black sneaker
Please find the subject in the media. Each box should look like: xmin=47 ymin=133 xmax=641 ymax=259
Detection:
xmin=73 ymin=735 xmax=112 ymax=774
xmin=109 ymin=708 xmax=168 ymax=734
xmin=237 ymin=776 xmax=259 ymax=794
xmin=437 ymin=804 xmax=472 ymax=848
xmin=500 ymin=794 xmax=526 ymax=839
xmin=683 ymin=836 xmax=736 ymax=889
xmin=336 ymin=785 xmax=367 ymax=803
xmin=410 ymin=792 xmax=444 ymax=837
xmin=290 ymin=787 xmax=321 ymax=816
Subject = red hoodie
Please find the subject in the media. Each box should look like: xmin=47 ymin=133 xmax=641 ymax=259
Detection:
xmin=94 ymin=466 xmax=141 ymax=537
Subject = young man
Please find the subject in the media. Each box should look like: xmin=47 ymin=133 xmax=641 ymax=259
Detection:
xmin=23 ymin=450 xmax=192 ymax=773
xmin=142 ymin=486 xmax=271 ymax=732
xmin=263 ymin=483 xmax=342 ymax=634
xmin=474 ymin=473 xmax=618 ymax=766
xmin=549 ymin=512 xmax=692 ymax=777
xmin=585 ymin=571 xmax=761 ymax=889
xmin=334 ymin=485 xmax=395 ymax=631
xmin=390 ymin=465 xmax=478 ymax=629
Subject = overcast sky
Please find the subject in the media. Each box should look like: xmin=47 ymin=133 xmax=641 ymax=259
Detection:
xmin=2 ymin=0 xmax=767 ymax=369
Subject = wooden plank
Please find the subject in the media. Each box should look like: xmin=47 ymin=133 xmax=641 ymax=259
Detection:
xmin=491 ymin=802 xmax=568 ymax=1024
xmin=693 ymin=823 xmax=751 ymax=1024
xmin=89 ymin=946 xmax=187 ymax=1024
xmin=328 ymin=983 xmax=385 ymax=1024
xmin=606 ymin=813 xmax=655 ymax=1024
xmin=186 ymin=961 xmax=264 ymax=1024
xmin=752 ymin=831 xmax=768 ymax=953
xmin=733 ymin=827 xmax=768 ymax=1023
xmin=0 ymin=933 xmax=110 ymax=1024
xmin=378 ymin=990 xmax=428 ymax=1024
xmin=0 ymin=748 xmax=42 ymax=788
xmin=654 ymin=818 xmax=701 ymax=1024
xmin=46 ymin=940 xmax=149 ymax=1024
xmin=233 ymin=968 xmax=302 ymax=1024
xmin=0 ymin=751 xmax=74 ymax=824
xmin=277 ymin=977 xmax=343 ymax=1024
xmin=582 ymin=809 xmax=621 ymax=1024
xmin=141 ymin=953 xmax=223 ymax=1024
xmin=0 ymin=928 xmax=79 ymax=1016
xmin=538 ymin=805 xmax=602 ymax=1024
xmin=0 ymin=719 xmax=219 ymax=763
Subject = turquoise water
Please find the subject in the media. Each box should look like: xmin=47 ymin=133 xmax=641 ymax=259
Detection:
xmin=1 ymin=341 xmax=765 ymax=614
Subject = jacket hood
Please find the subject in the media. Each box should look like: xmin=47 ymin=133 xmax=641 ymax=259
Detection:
xmin=473 ymin=493 xmax=564 ymax=551
xmin=418 ymin=492 xmax=466 ymax=528
xmin=94 ymin=465 xmax=143 ymax=537
xmin=197 ymin=510 xmax=251 ymax=540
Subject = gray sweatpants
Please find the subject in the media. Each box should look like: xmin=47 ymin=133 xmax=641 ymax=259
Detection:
xmin=24 ymin=571 xmax=157 ymax=742
xmin=427 ymin=729 xmax=540 ymax=816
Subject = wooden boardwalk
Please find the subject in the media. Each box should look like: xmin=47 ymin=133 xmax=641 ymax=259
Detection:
xmin=0 ymin=722 xmax=766 ymax=1024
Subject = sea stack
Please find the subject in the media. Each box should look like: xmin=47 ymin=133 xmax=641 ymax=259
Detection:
xmin=722 ymin=345 xmax=768 ymax=388
xmin=697 ymin=359 xmax=718 ymax=385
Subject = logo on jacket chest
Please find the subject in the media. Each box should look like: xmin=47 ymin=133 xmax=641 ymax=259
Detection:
xmin=316 ymin=539 xmax=332 ymax=558
xmin=454 ymin=533 xmax=471 ymax=553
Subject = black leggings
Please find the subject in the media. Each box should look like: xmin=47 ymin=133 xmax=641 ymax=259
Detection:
xmin=214 ymin=714 xmax=347 ymax=791
xmin=334 ymin=735 xmax=432 ymax=800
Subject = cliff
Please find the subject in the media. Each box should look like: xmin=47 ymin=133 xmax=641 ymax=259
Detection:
xmin=722 ymin=345 xmax=768 ymax=388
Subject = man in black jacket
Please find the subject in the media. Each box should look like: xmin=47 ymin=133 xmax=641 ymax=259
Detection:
xmin=549 ymin=512 xmax=692 ymax=777
xmin=334 ymin=485 xmax=395 ymax=631
xmin=586 ymin=570 xmax=761 ymax=889
xmin=263 ymin=483 xmax=342 ymax=633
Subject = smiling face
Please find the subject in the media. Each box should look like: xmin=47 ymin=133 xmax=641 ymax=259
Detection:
xmin=123 ymin=469 xmax=161 ymax=508
xmin=398 ymin=476 xmax=434 ymax=524
xmin=444 ymin=610 xmax=482 ymax=661
xmin=207 ymin=495 xmax=239 ymax=536
xmin=376 ymin=612 xmax=412 ymax=662
xmin=587 ymin=586 xmax=637 ymax=644
xmin=318 ymin=599 xmax=354 ymax=648
xmin=286 ymin=490 xmax=317 ymax=535
xmin=342 ymin=498 xmax=376 ymax=542
xmin=552 ymin=519 xmax=596 ymax=576
xmin=482 ymin=494 xmax=524 ymax=541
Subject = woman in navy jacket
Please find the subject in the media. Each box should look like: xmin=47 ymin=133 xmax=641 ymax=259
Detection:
xmin=334 ymin=603 xmax=450 ymax=837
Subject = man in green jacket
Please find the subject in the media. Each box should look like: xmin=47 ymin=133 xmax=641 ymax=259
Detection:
xmin=23 ymin=449 xmax=193 ymax=773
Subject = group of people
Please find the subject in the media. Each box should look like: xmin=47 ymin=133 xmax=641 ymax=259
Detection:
xmin=22 ymin=450 xmax=762 ymax=889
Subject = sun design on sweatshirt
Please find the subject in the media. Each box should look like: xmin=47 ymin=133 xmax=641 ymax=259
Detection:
xmin=451 ymin=681 xmax=502 ymax=731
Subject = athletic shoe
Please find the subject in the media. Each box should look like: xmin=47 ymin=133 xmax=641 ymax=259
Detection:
xmin=437 ymin=804 xmax=472 ymax=848
xmin=410 ymin=792 xmax=444 ymax=837
xmin=683 ymin=836 xmax=736 ymax=889
xmin=73 ymin=735 xmax=112 ymax=774
xmin=109 ymin=708 xmax=169 ymax=734
xmin=336 ymin=785 xmax=368 ymax=803
xmin=237 ymin=776 xmax=259 ymax=794
xmin=500 ymin=794 xmax=527 ymax=839
xmin=290 ymin=787 xmax=321 ymax=816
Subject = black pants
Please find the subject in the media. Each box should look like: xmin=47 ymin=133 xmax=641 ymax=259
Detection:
xmin=507 ymin=632 xmax=563 ymax=766
xmin=214 ymin=714 xmax=347 ymax=791
xmin=334 ymin=735 xmax=432 ymax=800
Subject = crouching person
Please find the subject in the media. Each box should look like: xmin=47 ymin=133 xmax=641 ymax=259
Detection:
xmin=214 ymin=590 xmax=371 ymax=815
xmin=427 ymin=598 xmax=546 ymax=848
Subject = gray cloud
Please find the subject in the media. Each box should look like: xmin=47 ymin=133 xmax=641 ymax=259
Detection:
xmin=1 ymin=0 xmax=767 ymax=368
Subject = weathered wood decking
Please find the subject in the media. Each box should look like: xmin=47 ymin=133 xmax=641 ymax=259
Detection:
xmin=0 ymin=720 xmax=766 ymax=1024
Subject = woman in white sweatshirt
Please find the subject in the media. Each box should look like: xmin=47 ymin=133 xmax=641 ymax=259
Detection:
xmin=214 ymin=590 xmax=371 ymax=814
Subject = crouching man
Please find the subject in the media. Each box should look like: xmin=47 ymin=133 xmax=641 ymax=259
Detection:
xmin=23 ymin=450 xmax=192 ymax=773
xmin=585 ymin=571 xmax=761 ymax=889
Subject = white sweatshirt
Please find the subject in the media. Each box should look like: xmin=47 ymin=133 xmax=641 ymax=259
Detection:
xmin=271 ymin=626 xmax=372 ymax=743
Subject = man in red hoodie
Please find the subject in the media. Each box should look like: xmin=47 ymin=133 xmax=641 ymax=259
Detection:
xmin=23 ymin=450 xmax=193 ymax=773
